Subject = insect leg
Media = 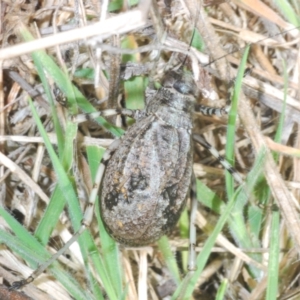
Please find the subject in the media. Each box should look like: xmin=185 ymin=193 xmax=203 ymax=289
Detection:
xmin=195 ymin=68 xmax=251 ymax=117
xmin=71 ymin=108 xmax=140 ymax=123
xmin=188 ymin=173 xmax=197 ymax=271
xmin=195 ymin=104 xmax=229 ymax=116
xmin=11 ymin=138 xmax=121 ymax=290
xmin=193 ymin=134 xmax=243 ymax=184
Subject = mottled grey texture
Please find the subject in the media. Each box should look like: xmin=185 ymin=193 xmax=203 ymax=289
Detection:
xmin=100 ymin=71 xmax=195 ymax=246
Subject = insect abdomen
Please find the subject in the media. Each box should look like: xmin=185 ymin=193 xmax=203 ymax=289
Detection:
xmin=100 ymin=118 xmax=193 ymax=247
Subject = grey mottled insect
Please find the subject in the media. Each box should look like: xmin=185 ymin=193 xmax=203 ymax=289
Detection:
xmin=101 ymin=70 xmax=196 ymax=246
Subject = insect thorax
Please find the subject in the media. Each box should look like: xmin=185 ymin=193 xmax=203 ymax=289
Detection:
xmin=145 ymin=70 xmax=196 ymax=130
xmin=145 ymin=87 xmax=194 ymax=130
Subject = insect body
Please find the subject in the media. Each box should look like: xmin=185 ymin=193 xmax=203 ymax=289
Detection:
xmin=101 ymin=70 xmax=197 ymax=246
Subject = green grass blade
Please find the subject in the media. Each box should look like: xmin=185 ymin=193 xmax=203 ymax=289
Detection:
xmin=265 ymin=208 xmax=280 ymax=300
xmin=35 ymin=186 xmax=65 ymax=245
xmin=215 ymin=279 xmax=228 ymax=300
xmin=178 ymin=208 xmax=189 ymax=272
xmin=272 ymin=0 xmax=300 ymax=26
xmin=158 ymin=236 xmax=181 ymax=285
xmin=30 ymin=48 xmax=64 ymax=157
xmin=96 ymin=198 xmax=123 ymax=297
xmin=196 ymin=179 xmax=224 ymax=214
xmin=29 ymin=36 xmax=79 ymax=245
xmin=0 ymin=207 xmax=46 ymax=258
xmin=224 ymin=45 xmax=263 ymax=278
xmin=228 ymin=149 xmax=267 ymax=278
xmin=265 ymin=60 xmax=288 ymax=299
xmin=225 ymin=44 xmax=250 ymax=196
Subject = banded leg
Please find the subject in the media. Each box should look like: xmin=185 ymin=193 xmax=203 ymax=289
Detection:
xmin=195 ymin=68 xmax=251 ymax=117
xmin=71 ymin=108 xmax=141 ymax=123
xmin=193 ymin=134 xmax=243 ymax=185
xmin=195 ymin=104 xmax=229 ymax=116
xmin=11 ymin=138 xmax=121 ymax=289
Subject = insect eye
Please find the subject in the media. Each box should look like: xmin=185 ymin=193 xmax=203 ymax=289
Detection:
xmin=173 ymin=81 xmax=193 ymax=95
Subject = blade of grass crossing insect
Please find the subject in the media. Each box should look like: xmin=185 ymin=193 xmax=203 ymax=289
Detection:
xmin=158 ymin=236 xmax=181 ymax=285
xmin=124 ymin=77 xmax=145 ymax=110
xmin=28 ymin=98 xmax=117 ymax=300
xmin=87 ymin=145 xmax=123 ymax=298
xmin=171 ymin=186 xmax=242 ymax=300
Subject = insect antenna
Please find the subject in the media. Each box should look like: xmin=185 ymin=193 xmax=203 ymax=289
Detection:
xmin=204 ymin=25 xmax=300 ymax=68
